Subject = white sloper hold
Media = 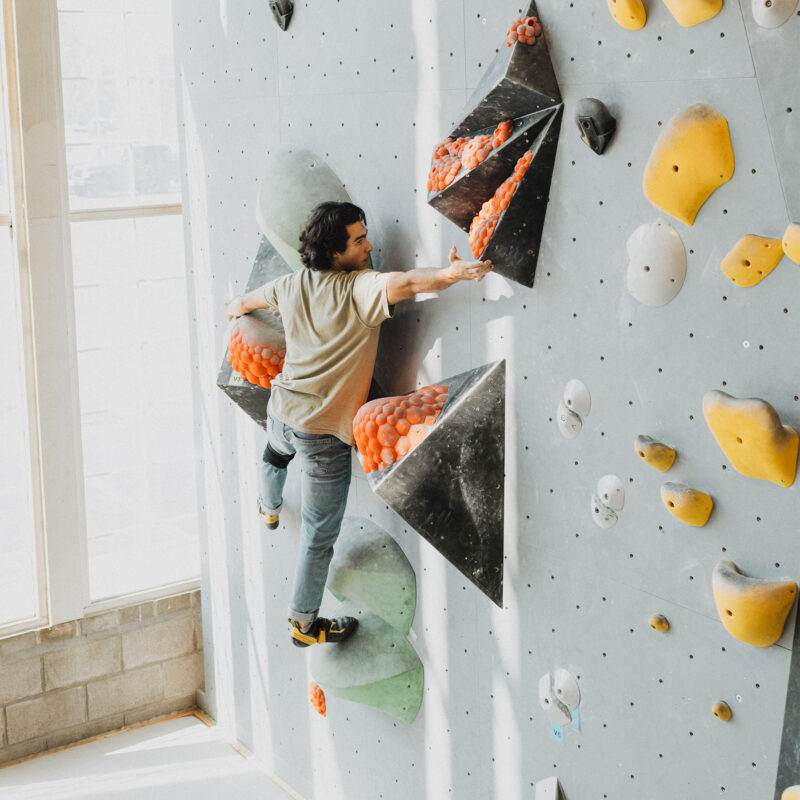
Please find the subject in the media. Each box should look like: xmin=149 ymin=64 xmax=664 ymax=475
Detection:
xmin=752 ymin=0 xmax=797 ymax=27
xmin=539 ymin=673 xmax=572 ymax=726
xmin=591 ymin=494 xmax=618 ymax=528
xmin=563 ymin=379 xmax=591 ymax=417
xmin=597 ymin=474 xmax=625 ymax=511
xmin=626 ymin=220 xmax=687 ymax=307
xmin=557 ymin=401 xmax=582 ymax=439
xmin=553 ymin=669 xmax=581 ymax=711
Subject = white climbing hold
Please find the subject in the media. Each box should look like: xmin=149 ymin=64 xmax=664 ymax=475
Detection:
xmin=752 ymin=0 xmax=797 ymax=27
xmin=538 ymin=673 xmax=572 ymax=726
xmin=591 ymin=494 xmax=618 ymax=528
xmin=597 ymin=474 xmax=625 ymax=511
xmin=626 ymin=221 xmax=686 ymax=307
xmin=564 ymin=379 xmax=591 ymax=417
xmin=553 ymin=669 xmax=581 ymax=711
xmin=557 ymin=401 xmax=582 ymax=439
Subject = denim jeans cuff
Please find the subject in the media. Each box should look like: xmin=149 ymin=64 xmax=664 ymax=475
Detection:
xmin=257 ymin=497 xmax=282 ymax=516
xmin=288 ymin=608 xmax=318 ymax=626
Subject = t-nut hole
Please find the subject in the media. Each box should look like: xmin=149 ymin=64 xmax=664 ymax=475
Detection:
xmin=643 ymin=265 xmax=650 ymax=272
xmin=603 ymin=493 xmax=609 ymax=500
xmin=557 ymin=688 xmax=562 ymax=694
xmin=765 ymin=0 xmax=772 ymax=7
xmin=566 ymin=398 xmax=572 ymax=405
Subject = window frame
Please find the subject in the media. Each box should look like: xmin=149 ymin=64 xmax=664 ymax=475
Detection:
xmin=0 ymin=0 xmax=198 ymax=638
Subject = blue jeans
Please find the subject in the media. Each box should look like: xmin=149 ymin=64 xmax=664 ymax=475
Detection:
xmin=259 ymin=405 xmax=352 ymax=625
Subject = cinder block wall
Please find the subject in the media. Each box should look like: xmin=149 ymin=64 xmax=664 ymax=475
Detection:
xmin=0 ymin=591 xmax=203 ymax=766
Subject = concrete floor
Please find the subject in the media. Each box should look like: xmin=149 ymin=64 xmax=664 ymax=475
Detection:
xmin=0 ymin=714 xmax=298 ymax=800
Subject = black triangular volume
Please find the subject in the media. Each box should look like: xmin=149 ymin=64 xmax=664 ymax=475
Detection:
xmin=450 ymin=0 xmax=561 ymax=138
xmin=428 ymin=108 xmax=557 ymax=233
xmin=369 ymin=361 xmax=506 ymax=606
xmin=216 ymin=235 xmax=292 ymax=429
xmin=478 ymin=103 xmax=563 ymax=288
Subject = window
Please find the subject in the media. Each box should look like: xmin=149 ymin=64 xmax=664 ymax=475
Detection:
xmin=0 ymin=0 xmax=199 ymax=635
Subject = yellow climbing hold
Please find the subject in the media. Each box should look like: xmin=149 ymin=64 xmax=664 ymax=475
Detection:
xmin=648 ymin=614 xmax=670 ymax=632
xmin=712 ymin=701 xmax=732 ymax=721
xmin=721 ymin=234 xmax=783 ymax=287
xmin=635 ymin=435 xmax=676 ymax=472
xmin=782 ymin=222 xmax=800 ymax=265
xmin=607 ymin=0 xmax=647 ymax=29
xmin=643 ymin=103 xmax=734 ymax=226
xmin=712 ymin=559 xmax=797 ymax=647
xmin=782 ymin=787 xmax=800 ymax=800
xmin=661 ymin=0 xmax=723 ymax=26
xmin=660 ymin=482 xmax=713 ymax=526
xmin=703 ymin=390 xmax=798 ymax=487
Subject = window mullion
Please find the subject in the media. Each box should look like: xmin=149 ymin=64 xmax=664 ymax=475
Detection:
xmin=13 ymin=0 xmax=89 ymax=625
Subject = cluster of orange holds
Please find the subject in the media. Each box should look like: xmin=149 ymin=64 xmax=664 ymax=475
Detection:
xmin=468 ymin=149 xmax=534 ymax=257
xmin=427 ymin=120 xmax=513 ymax=192
xmin=353 ymin=384 xmax=449 ymax=473
xmin=227 ymin=313 xmax=286 ymax=389
xmin=506 ymin=15 xmax=542 ymax=46
xmin=309 ymin=682 xmax=326 ymax=716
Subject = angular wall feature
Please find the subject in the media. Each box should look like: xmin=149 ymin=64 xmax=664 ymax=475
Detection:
xmin=450 ymin=1 xmax=560 ymax=138
xmin=368 ymin=361 xmax=505 ymax=606
xmin=428 ymin=108 xmax=555 ymax=232
xmin=326 ymin=517 xmax=417 ymax=636
xmin=216 ymin=236 xmax=291 ymax=429
xmin=427 ymin=0 xmax=563 ymax=287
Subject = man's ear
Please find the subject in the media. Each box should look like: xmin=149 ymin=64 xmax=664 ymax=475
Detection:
xmin=330 ymin=251 xmax=342 ymax=270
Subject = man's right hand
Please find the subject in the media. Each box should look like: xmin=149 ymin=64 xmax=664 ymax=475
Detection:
xmin=446 ymin=245 xmax=493 ymax=283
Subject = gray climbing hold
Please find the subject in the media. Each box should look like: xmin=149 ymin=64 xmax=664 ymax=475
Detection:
xmin=269 ymin=0 xmax=294 ymax=30
xmin=575 ymin=98 xmax=617 ymax=155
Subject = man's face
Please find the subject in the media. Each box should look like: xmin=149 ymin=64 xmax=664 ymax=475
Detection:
xmin=331 ymin=221 xmax=373 ymax=271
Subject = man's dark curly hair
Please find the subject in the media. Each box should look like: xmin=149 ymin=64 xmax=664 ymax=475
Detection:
xmin=298 ymin=201 xmax=367 ymax=271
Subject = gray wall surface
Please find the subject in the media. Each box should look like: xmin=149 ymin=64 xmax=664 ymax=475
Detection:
xmin=171 ymin=1 xmax=800 ymax=797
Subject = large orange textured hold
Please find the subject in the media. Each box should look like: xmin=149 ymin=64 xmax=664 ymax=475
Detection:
xmin=468 ymin=149 xmax=534 ymax=257
xmin=309 ymin=681 xmax=326 ymax=716
xmin=427 ymin=121 xmax=513 ymax=192
xmin=227 ymin=312 xmax=286 ymax=390
xmin=506 ymin=15 xmax=542 ymax=46
xmin=353 ymin=384 xmax=449 ymax=473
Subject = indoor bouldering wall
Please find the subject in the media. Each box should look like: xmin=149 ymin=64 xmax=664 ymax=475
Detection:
xmin=171 ymin=1 xmax=800 ymax=797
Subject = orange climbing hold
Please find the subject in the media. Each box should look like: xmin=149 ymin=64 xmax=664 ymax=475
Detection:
xmin=468 ymin=149 xmax=534 ymax=257
xmin=353 ymin=384 xmax=449 ymax=473
xmin=506 ymin=15 xmax=542 ymax=46
xmin=309 ymin=681 xmax=326 ymax=716
xmin=427 ymin=121 xmax=513 ymax=192
xmin=227 ymin=312 xmax=286 ymax=390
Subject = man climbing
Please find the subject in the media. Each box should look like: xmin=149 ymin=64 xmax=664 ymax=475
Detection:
xmin=226 ymin=201 xmax=492 ymax=648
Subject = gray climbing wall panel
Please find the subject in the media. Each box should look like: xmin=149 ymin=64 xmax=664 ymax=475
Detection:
xmin=173 ymin=0 xmax=800 ymax=797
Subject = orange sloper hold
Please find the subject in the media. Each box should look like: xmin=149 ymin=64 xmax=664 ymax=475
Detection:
xmin=468 ymin=149 xmax=534 ymax=257
xmin=227 ymin=312 xmax=286 ymax=390
xmin=506 ymin=15 xmax=542 ymax=46
xmin=353 ymin=384 xmax=449 ymax=473
xmin=427 ymin=121 xmax=513 ymax=192
xmin=309 ymin=681 xmax=326 ymax=716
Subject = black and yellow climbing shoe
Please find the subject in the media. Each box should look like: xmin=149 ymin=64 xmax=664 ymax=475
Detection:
xmin=262 ymin=513 xmax=279 ymax=530
xmin=291 ymin=616 xmax=358 ymax=648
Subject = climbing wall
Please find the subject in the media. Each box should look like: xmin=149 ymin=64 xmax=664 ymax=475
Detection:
xmin=171 ymin=1 xmax=800 ymax=798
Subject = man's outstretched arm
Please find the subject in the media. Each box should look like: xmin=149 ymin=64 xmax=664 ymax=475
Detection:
xmin=386 ymin=246 xmax=493 ymax=305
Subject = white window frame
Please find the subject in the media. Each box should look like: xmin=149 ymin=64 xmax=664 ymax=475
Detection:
xmin=0 ymin=0 xmax=198 ymax=637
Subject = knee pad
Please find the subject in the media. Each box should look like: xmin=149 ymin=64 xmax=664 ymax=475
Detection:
xmin=263 ymin=443 xmax=295 ymax=469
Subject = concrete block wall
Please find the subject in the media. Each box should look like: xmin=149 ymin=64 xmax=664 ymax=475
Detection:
xmin=0 ymin=591 xmax=203 ymax=766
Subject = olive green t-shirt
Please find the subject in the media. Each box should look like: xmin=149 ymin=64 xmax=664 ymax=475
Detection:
xmin=261 ymin=268 xmax=393 ymax=446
